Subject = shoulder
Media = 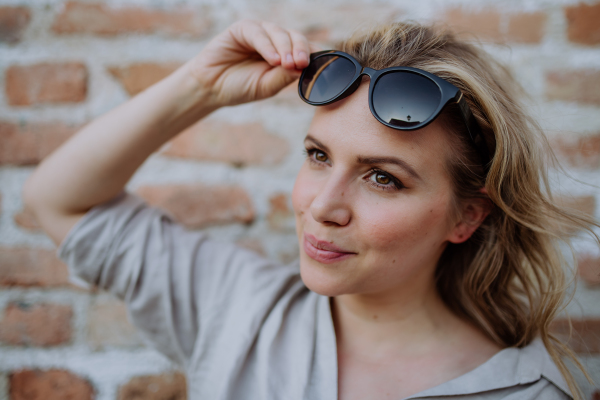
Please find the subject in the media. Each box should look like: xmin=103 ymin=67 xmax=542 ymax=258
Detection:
xmin=407 ymin=337 xmax=573 ymax=399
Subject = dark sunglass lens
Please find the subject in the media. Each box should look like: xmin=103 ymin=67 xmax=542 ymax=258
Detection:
xmin=372 ymin=72 xmax=441 ymax=128
xmin=300 ymin=55 xmax=356 ymax=103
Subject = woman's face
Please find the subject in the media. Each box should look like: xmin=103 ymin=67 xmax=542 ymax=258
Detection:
xmin=292 ymin=83 xmax=463 ymax=297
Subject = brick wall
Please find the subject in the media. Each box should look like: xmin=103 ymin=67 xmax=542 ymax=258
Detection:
xmin=0 ymin=0 xmax=599 ymax=399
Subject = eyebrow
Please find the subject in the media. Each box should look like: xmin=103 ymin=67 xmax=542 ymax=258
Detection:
xmin=304 ymin=134 xmax=422 ymax=181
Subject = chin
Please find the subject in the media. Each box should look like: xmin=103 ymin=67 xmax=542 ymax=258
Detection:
xmin=299 ymin=256 xmax=355 ymax=297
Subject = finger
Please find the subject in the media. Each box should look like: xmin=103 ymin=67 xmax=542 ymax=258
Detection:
xmin=261 ymin=22 xmax=296 ymax=70
xmin=258 ymin=66 xmax=300 ymax=98
xmin=234 ymin=20 xmax=281 ymax=66
xmin=288 ymin=29 xmax=311 ymax=69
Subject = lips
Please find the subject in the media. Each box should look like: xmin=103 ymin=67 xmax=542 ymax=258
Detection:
xmin=303 ymin=233 xmax=356 ymax=264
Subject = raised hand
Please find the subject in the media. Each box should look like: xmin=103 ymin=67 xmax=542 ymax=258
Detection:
xmin=182 ymin=19 xmax=315 ymax=108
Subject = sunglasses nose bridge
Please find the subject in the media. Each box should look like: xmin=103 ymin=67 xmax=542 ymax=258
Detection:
xmin=361 ymin=67 xmax=377 ymax=78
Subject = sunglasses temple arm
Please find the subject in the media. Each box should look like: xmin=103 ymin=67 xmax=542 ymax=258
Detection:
xmin=457 ymin=96 xmax=491 ymax=174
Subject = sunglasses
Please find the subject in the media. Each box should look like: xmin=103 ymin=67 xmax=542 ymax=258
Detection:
xmin=297 ymin=50 xmax=491 ymax=172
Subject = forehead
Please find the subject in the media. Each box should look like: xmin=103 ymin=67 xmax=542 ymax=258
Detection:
xmin=307 ymin=83 xmax=452 ymax=180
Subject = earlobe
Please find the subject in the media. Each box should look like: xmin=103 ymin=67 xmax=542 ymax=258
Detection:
xmin=448 ymin=197 xmax=492 ymax=244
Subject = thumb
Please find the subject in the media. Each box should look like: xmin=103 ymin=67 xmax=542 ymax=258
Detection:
xmin=256 ymin=66 xmax=301 ymax=99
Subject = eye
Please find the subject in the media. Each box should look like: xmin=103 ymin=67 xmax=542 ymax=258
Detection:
xmin=314 ymin=150 xmax=328 ymax=162
xmin=366 ymin=169 xmax=404 ymax=192
xmin=373 ymin=173 xmax=390 ymax=185
xmin=304 ymin=147 xmax=330 ymax=165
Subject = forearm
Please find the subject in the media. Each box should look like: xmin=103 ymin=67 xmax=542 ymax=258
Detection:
xmin=23 ymin=63 xmax=214 ymax=217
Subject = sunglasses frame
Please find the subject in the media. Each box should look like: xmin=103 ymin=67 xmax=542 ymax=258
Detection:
xmin=298 ymin=50 xmax=491 ymax=172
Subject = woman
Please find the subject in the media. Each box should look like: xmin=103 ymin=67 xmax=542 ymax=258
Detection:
xmin=23 ymin=19 xmax=593 ymax=399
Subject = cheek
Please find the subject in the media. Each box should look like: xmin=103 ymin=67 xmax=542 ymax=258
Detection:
xmin=292 ymin=165 xmax=312 ymax=219
xmin=356 ymin=194 xmax=452 ymax=253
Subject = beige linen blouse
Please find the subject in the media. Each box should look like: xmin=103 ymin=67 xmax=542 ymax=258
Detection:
xmin=57 ymin=190 xmax=572 ymax=400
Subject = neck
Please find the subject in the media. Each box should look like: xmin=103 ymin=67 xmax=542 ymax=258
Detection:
xmin=331 ymin=277 xmax=461 ymax=360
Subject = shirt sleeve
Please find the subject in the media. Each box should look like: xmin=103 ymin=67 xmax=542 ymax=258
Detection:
xmin=56 ymin=190 xmax=295 ymax=367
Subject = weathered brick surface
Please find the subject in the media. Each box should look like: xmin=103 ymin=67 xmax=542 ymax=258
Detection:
xmin=551 ymin=318 xmax=600 ymax=354
xmin=13 ymin=207 xmax=41 ymax=231
xmin=87 ymin=297 xmax=143 ymax=349
xmin=555 ymin=195 xmax=596 ymax=237
xmin=556 ymin=195 xmax=596 ymax=217
xmin=9 ymin=369 xmax=94 ymax=400
xmin=0 ymin=120 xmax=78 ymax=165
xmin=162 ymin=120 xmax=289 ymax=167
xmin=546 ymin=69 xmax=600 ymax=105
xmin=442 ymin=9 xmax=547 ymax=43
xmin=108 ymin=63 xmax=183 ymax=96
xmin=564 ymin=2 xmax=600 ymax=45
xmin=52 ymin=1 xmax=211 ymax=37
xmin=254 ymin=3 xmax=402 ymax=46
xmin=0 ymin=6 xmax=30 ymax=44
xmin=552 ymin=133 xmax=600 ymax=169
xmin=506 ymin=12 xmax=546 ymax=44
xmin=267 ymin=192 xmax=295 ymax=231
xmin=6 ymin=63 xmax=87 ymax=106
xmin=0 ymin=247 xmax=70 ymax=287
xmin=556 ymin=195 xmax=596 ymax=230
xmin=235 ymin=238 xmax=266 ymax=256
xmin=0 ymin=303 xmax=72 ymax=346
xmin=577 ymin=255 xmax=600 ymax=286
xmin=442 ymin=8 xmax=503 ymax=42
xmin=136 ymin=184 xmax=255 ymax=229
xmin=118 ymin=372 xmax=186 ymax=400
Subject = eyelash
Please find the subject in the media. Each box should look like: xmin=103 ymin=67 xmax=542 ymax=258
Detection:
xmin=303 ymin=147 xmax=405 ymax=192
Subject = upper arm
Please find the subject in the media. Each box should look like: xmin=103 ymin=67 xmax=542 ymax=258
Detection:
xmin=56 ymin=190 xmax=295 ymax=367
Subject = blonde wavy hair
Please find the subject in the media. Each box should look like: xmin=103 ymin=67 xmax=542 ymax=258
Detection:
xmin=339 ymin=21 xmax=597 ymax=399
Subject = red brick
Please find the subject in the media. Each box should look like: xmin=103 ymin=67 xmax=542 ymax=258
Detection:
xmin=136 ymin=184 xmax=255 ymax=229
xmin=14 ymin=206 xmax=41 ymax=231
xmin=0 ymin=6 xmax=30 ymax=44
xmin=557 ymin=195 xmax=596 ymax=216
xmin=551 ymin=318 xmax=600 ymax=354
xmin=108 ymin=63 xmax=182 ymax=96
xmin=52 ymin=1 xmax=211 ymax=38
xmin=442 ymin=8 xmax=503 ymax=42
xmin=552 ymin=133 xmax=600 ymax=169
xmin=6 ymin=63 xmax=87 ymax=106
xmin=0 ymin=120 xmax=78 ymax=165
xmin=577 ymin=255 xmax=600 ymax=285
xmin=565 ymin=2 xmax=600 ymax=45
xmin=118 ymin=372 xmax=186 ymax=400
xmin=0 ymin=303 xmax=72 ymax=346
xmin=0 ymin=247 xmax=70 ymax=287
xmin=267 ymin=192 xmax=295 ymax=231
xmin=162 ymin=120 xmax=289 ymax=167
xmin=248 ymin=4 xmax=401 ymax=47
xmin=303 ymin=25 xmax=330 ymax=43
xmin=546 ymin=69 xmax=600 ymax=105
xmin=555 ymin=195 xmax=596 ymax=237
xmin=87 ymin=297 xmax=142 ymax=349
xmin=507 ymin=12 xmax=546 ymax=43
xmin=10 ymin=369 xmax=94 ymax=400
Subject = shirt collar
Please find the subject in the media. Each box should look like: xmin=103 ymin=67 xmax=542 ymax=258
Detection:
xmin=404 ymin=337 xmax=571 ymax=399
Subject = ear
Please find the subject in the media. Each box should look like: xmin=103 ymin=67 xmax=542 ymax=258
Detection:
xmin=447 ymin=188 xmax=492 ymax=244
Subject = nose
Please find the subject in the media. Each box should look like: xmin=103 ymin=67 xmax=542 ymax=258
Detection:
xmin=309 ymin=172 xmax=352 ymax=227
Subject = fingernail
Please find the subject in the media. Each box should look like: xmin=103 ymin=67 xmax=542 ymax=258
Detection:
xmin=286 ymin=53 xmax=293 ymax=64
xmin=299 ymin=51 xmax=308 ymax=61
xmin=271 ymin=52 xmax=280 ymax=60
